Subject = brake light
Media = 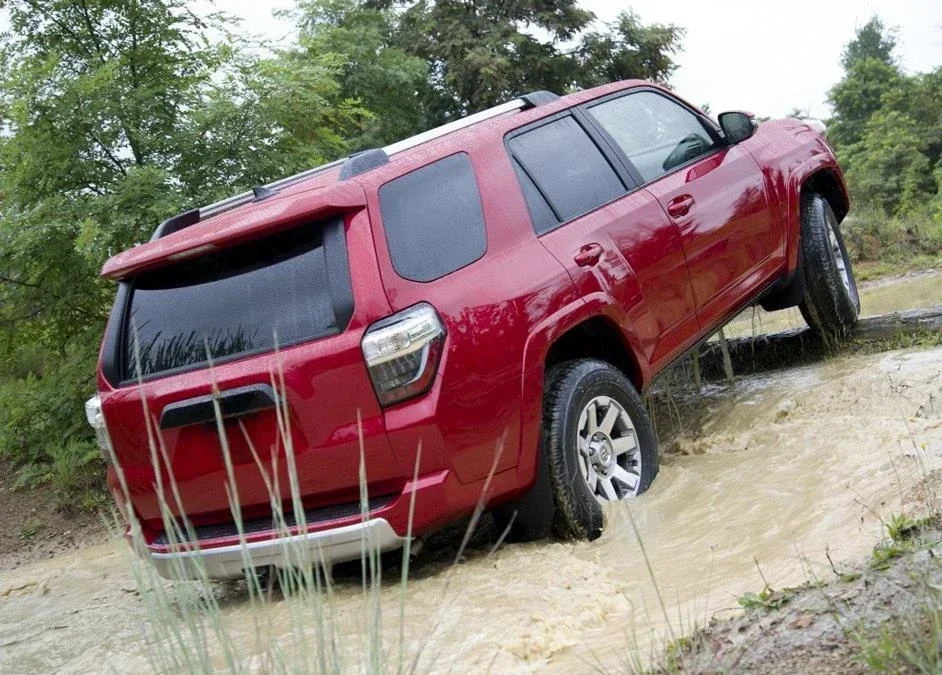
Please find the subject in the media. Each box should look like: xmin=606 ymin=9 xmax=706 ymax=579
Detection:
xmin=361 ymin=303 xmax=445 ymax=407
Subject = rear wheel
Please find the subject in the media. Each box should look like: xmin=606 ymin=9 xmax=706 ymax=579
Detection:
xmin=543 ymin=359 xmax=658 ymax=540
xmin=798 ymin=193 xmax=860 ymax=339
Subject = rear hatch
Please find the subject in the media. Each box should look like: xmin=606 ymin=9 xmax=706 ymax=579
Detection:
xmin=98 ymin=188 xmax=403 ymax=542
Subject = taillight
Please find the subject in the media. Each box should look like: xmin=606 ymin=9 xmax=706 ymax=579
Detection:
xmin=362 ymin=303 xmax=445 ymax=407
xmin=85 ymin=394 xmax=113 ymax=463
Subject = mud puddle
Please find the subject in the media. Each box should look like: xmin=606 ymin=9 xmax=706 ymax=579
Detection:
xmin=724 ymin=268 xmax=942 ymax=339
xmin=2 ymin=347 xmax=941 ymax=673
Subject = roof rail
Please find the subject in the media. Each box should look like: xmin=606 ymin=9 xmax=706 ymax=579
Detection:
xmin=382 ymin=98 xmax=530 ymax=156
xmin=152 ymin=92 xmax=558 ymax=239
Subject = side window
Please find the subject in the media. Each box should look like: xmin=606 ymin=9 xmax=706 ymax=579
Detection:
xmin=379 ymin=153 xmax=487 ymax=282
xmin=587 ymin=91 xmax=717 ymax=183
xmin=508 ymin=115 xmax=626 ymax=233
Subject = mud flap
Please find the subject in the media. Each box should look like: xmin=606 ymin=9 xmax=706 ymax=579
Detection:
xmin=760 ymin=250 xmax=807 ymax=312
xmin=492 ymin=446 xmax=555 ymax=543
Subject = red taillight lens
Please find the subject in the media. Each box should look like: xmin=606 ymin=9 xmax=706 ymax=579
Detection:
xmin=361 ymin=303 xmax=445 ymax=407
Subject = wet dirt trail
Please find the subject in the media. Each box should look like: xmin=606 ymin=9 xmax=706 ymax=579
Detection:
xmin=724 ymin=269 xmax=942 ymax=338
xmin=3 ymin=344 xmax=941 ymax=673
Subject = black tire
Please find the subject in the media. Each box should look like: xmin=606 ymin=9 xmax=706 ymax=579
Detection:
xmin=543 ymin=359 xmax=658 ymax=540
xmin=798 ymin=193 xmax=860 ymax=340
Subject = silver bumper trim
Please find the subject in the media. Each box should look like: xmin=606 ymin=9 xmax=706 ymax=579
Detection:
xmin=149 ymin=518 xmax=406 ymax=580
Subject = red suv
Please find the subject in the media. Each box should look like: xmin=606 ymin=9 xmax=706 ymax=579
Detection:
xmin=86 ymin=79 xmax=857 ymax=578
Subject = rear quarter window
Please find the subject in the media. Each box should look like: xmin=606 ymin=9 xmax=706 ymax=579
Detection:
xmin=378 ymin=153 xmax=487 ymax=282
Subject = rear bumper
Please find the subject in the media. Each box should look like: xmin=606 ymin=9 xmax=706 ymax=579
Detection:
xmin=148 ymin=518 xmax=406 ymax=580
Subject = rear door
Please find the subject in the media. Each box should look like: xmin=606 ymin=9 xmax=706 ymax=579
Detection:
xmin=506 ymin=113 xmax=699 ymax=368
xmin=581 ymin=89 xmax=778 ymax=330
xmin=100 ymin=212 xmax=404 ymax=533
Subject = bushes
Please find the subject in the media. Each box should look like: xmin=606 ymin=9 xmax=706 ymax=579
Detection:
xmin=0 ymin=337 xmax=104 ymax=510
xmin=841 ymin=207 xmax=942 ymax=280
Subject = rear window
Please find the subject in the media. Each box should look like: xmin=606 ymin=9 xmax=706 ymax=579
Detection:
xmin=121 ymin=220 xmax=353 ymax=381
xmin=378 ymin=153 xmax=487 ymax=282
xmin=507 ymin=115 xmax=626 ymax=231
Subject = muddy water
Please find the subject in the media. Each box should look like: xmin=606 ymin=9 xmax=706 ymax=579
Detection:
xmin=724 ymin=269 xmax=942 ymax=338
xmin=3 ymin=346 xmax=941 ymax=673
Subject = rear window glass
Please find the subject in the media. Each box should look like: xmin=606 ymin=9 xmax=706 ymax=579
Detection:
xmin=379 ymin=153 xmax=487 ymax=282
xmin=507 ymin=116 xmax=625 ymax=228
xmin=122 ymin=223 xmax=351 ymax=380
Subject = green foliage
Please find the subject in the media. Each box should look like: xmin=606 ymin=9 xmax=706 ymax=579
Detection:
xmin=0 ymin=336 xmax=99 ymax=467
xmin=854 ymin=587 xmax=942 ymax=673
xmin=841 ymin=208 xmax=942 ymax=277
xmin=828 ymin=16 xmax=942 ymax=220
xmin=736 ymin=584 xmax=793 ymax=612
xmin=289 ymin=0 xmax=430 ymax=149
xmin=842 ymin=111 xmax=934 ymax=215
xmin=840 ymin=17 xmax=897 ymax=71
xmin=293 ymin=0 xmax=683 ymax=127
xmin=886 ymin=513 xmax=933 ymax=543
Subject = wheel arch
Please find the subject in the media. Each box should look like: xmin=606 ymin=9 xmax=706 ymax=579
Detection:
xmin=544 ymin=315 xmax=644 ymax=391
xmin=801 ymin=168 xmax=849 ymax=223
xmin=785 ymin=160 xmax=850 ymax=273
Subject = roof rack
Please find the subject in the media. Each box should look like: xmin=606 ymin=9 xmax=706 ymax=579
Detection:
xmin=152 ymin=91 xmax=558 ymax=239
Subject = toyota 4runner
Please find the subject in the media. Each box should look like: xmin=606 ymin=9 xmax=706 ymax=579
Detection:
xmin=86 ymin=79 xmax=858 ymax=579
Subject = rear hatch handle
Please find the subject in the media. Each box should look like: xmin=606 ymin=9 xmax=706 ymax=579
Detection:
xmin=160 ymin=384 xmax=278 ymax=430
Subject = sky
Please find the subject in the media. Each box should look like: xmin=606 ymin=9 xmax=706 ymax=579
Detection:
xmin=209 ymin=0 xmax=942 ymax=119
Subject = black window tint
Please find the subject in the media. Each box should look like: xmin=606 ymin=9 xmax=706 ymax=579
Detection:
xmin=123 ymin=223 xmax=350 ymax=380
xmin=379 ymin=153 xmax=487 ymax=282
xmin=588 ymin=91 xmax=716 ymax=182
xmin=508 ymin=116 xmax=625 ymax=226
xmin=511 ymin=160 xmax=558 ymax=235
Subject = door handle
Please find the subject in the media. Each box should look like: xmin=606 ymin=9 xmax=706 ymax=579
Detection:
xmin=667 ymin=195 xmax=695 ymax=217
xmin=573 ymin=243 xmax=604 ymax=267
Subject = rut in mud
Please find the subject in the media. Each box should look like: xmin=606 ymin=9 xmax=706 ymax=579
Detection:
xmin=2 ymin=344 xmax=940 ymax=673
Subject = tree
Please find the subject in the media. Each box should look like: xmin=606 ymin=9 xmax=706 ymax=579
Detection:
xmin=842 ymin=110 xmax=934 ymax=215
xmin=288 ymin=0 xmax=430 ymax=149
xmin=293 ymin=0 xmax=684 ymax=128
xmin=841 ymin=16 xmax=896 ymax=70
xmin=0 ymin=0 xmax=362 ymax=487
xmin=826 ymin=15 xmax=941 ymax=216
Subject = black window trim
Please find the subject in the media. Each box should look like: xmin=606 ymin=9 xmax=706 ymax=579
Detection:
xmin=503 ymin=110 xmax=639 ymax=236
xmin=578 ymin=86 xmax=727 ymax=188
xmin=103 ymin=216 xmax=354 ymax=388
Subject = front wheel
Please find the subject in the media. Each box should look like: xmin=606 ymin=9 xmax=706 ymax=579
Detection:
xmin=543 ymin=359 xmax=658 ymax=540
xmin=798 ymin=193 xmax=860 ymax=339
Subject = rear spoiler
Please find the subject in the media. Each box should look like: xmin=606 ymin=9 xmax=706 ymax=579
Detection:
xmin=100 ymin=181 xmax=366 ymax=281
xmin=102 ymin=90 xmax=562 ymax=281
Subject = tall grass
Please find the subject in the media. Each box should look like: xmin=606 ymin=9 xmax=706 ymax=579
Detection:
xmin=99 ymin=335 xmax=514 ymax=673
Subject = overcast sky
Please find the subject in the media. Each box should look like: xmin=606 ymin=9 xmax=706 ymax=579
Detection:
xmin=211 ymin=0 xmax=942 ymax=119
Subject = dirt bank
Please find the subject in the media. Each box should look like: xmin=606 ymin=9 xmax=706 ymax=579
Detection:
xmin=674 ymin=519 xmax=942 ymax=674
xmin=0 ymin=460 xmax=108 ymax=572
xmin=2 ymin=345 xmax=940 ymax=673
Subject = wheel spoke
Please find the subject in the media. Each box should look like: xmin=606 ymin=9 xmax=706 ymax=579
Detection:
xmin=599 ymin=404 xmax=619 ymax=435
xmin=599 ymin=477 xmax=617 ymax=501
xmin=587 ymin=466 xmax=598 ymax=492
xmin=586 ymin=401 xmax=598 ymax=436
xmin=612 ymin=434 xmax=636 ymax=455
xmin=612 ymin=465 xmax=638 ymax=492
